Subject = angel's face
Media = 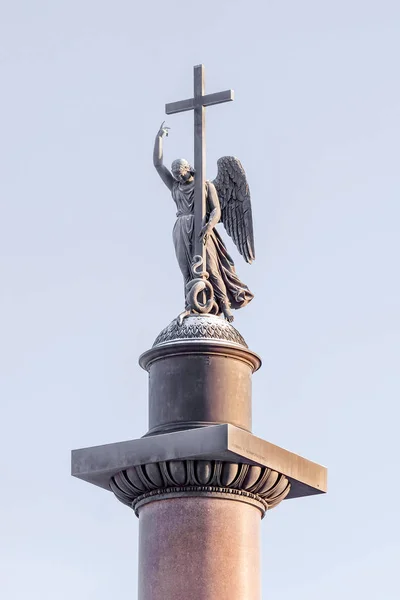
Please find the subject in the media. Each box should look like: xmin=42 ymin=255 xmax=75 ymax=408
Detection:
xmin=172 ymin=159 xmax=194 ymax=184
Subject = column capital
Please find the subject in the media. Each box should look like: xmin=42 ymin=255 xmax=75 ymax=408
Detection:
xmin=110 ymin=459 xmax=291 ymax=518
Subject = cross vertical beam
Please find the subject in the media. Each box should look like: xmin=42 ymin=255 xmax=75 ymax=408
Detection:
xmin=165 ymin=65 xmax=234 ymax=281
xmin=193 ymin=65 xmax=206 ymax=266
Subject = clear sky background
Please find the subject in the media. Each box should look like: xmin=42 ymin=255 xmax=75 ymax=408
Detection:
xmin=0 ymin=1 xmax=399 ymax=598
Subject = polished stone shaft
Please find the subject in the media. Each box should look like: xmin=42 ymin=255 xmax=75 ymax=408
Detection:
xmin=138 ymin=496 xmax=261 ymax=600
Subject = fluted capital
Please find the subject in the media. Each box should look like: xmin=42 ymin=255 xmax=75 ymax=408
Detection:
xmin=110 ymin=460 xmax=290 ymax=518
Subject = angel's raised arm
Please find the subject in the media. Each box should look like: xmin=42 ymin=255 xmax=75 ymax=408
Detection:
xmin=153 ymin=122 xmax=174 ymax=191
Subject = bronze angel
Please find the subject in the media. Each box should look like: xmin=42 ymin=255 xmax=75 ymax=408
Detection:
xmin=153 ymin=122 xmax=255 ymax=322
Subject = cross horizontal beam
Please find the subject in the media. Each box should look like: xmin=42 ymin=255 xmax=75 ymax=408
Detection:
xmin=165 ymin=89 xmax=234 ymax=115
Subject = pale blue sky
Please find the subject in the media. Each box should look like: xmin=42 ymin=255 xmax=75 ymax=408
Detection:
xmin=0 ymin=1 xmax=399 ymax=598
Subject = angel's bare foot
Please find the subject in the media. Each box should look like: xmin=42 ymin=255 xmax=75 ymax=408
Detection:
xmin=222 ymin=306 xmax=234 ymax=323
xmin=177 ymin=310 xmax=190 ymax=326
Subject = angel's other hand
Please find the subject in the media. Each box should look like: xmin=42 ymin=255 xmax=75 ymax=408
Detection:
xmin=199 ymin=224 xmax=212 ymax=244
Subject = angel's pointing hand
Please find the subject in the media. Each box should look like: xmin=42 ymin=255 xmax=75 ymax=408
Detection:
xmin=157 ymin=121 xmax=170 ymax=138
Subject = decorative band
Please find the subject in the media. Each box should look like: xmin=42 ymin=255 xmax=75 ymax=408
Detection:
xmin=132 ymin=485 xmax=269 ymax=517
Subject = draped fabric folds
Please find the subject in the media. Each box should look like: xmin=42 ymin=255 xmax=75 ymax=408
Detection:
xmin=171 ymin=180 xmax=254 ymax=312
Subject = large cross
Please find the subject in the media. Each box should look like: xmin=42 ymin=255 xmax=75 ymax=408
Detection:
xmin=165 ymin=64 xmax=234 ymax=272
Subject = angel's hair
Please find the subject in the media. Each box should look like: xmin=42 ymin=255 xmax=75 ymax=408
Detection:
xmin=171 ymin=158 xmax=195 ymax=177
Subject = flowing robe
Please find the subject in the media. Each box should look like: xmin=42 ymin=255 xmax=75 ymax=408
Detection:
xmin=171 ymin=179 xmax=254 ymax=312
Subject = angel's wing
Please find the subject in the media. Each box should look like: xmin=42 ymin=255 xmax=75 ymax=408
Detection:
xmin=212 ymin=156 xmax=255 ymax=264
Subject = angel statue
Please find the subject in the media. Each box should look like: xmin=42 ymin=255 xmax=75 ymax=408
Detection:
xmin=153 ymin=122 xmax=255 ymax=323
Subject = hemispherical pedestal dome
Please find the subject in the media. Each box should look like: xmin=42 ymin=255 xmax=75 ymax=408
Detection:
xmin=151 ymin=314 xmax=249 ymax=349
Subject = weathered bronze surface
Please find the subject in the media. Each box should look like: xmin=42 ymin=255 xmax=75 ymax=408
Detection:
xmin=154 ymin=65 xmax=255 ymax=322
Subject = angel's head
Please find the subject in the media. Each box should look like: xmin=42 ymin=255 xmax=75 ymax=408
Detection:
xmin=171 ymin=158 xmax=195 ymax=184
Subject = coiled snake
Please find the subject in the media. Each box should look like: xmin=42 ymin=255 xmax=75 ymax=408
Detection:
xmin=185 ymin=255 xmax=218 ymax=314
